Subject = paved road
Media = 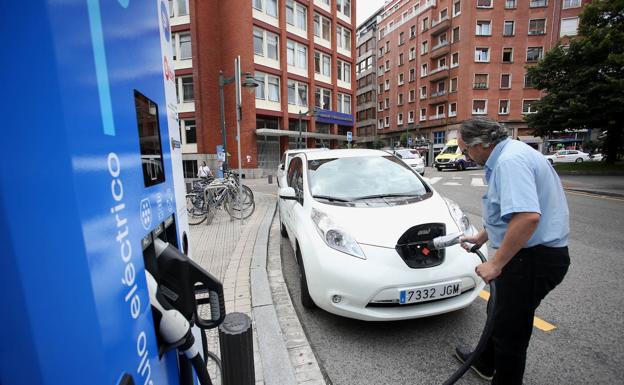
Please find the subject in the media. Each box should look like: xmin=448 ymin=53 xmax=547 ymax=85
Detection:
xmin=281 ymin=167 xmax=624 ymax=385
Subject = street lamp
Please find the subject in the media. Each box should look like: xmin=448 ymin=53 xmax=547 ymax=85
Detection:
xmin=297 ymin=109 xmax=315 ymax=149
xmin=219 ymin=66 xmax=258 ymax=174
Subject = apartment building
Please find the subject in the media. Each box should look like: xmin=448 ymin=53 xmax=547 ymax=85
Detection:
xmin=176 ymin=0 xmax=356 ymax=177
xmin=371 ymin=0 xmax=587 ymax=153
xmin=355 ymin=7 xmax=384 ymax=146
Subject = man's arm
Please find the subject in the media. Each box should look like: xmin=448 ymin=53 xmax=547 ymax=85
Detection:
xmin=476 ymin=212 xmax=540 ymax=283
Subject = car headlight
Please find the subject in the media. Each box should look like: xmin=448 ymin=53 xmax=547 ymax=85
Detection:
xmin=443 ymin=197 xmax=472 ymax=234
xmin=311 ymin=208 xmax=366 ymax=259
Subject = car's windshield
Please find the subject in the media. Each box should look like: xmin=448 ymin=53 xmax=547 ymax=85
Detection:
xmin=396 ymin=150 xmax=416 ymax=159
xmin=307 ymin=156 xmax=427 ymax=200
xmin=441 ymin=145 xmax=459 ymax=155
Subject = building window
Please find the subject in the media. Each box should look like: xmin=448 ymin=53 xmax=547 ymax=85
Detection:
xmin=398 ymin=32 xmax=405 ymax=46
xmin=169 ymin=0 xmax=189 ymax=17
xmin=378 ymin=101 xmax=383 ymax=112
xmin=408 ymin=110 xmax=415 ymax=123
xmin=563 ymin=0 xmax=581 ymax=9
xmin=450 ymin=77 xmax=458 ymax=93
xmin=336 ymin=25 xmax=351 ymax=51
xmin=255 ymin=71 xmax=280 ymax=102
xmin=409 ymin=47 xmax=416 ymax=60
xmin=421 ymin=40 xmax=428 ymax=54
xmin=452 ymin=27 xmax=460 ymax=43
xmin=422 ymin=17 xmax=429 ymax=31
xmin=475 ymin=47 xmax=490 ymax=62
xmin=398 ymin=53 xmax=405 ymax=66
xmin=182 ymin=160 xmax=198 ymax=179
xmin=451 ymin=52 xmax=459 ymax=67
xmin=449 ymin=102 xmax=457 ymax=117
xmin=253 ymin=0 xmax=278 ymax=17
xmin=501 ymin=73 xmax=511 ymax=88
xmin=409 ymin=89 xmax=416 ymax=102
xmin=472 ymin=100 xmax=487 ymax=114
xmin=337 ymin=0 xmax=351 ymax=17
xmin=287 ymin=40 xmax=307 ymax=69
xmin=529 ymin=19 xmax=546 ymax=35
xmin=398 ymin=93 xmax=404 ymax=105
xmin=474 ymin=74 xmax=488 ymax=89
xmin=503 ymin=21 xmax=515 ymax=36
xmin=378 ymin=83 xmax=383 ymax=94
xmin=502 ymin=47 xmax=513 ymax=63
xmin=384 ymin=98 xmax=389 ymax=109
xmin=180 ymin=119 xmax=196 ymax=144
xmin=398 ymin=73 xmax=405 ymax=85
xmin=420 ymin=86 xmax=427 ymax=99
xmin=524 ymin=73 xmax=535 ymax=88
xmin=409 ymin=68 xmax=416 ymax=82
xmin=477 ymin=0 xmax=492 ymax=8
xmin=314 ymin=51 xmax=331 ymax=76
xmin=505 ymin=0 xmax=517 ymax=8
xmin=420 ymin=109 xmax=427 ymax=121
xmin=433 ymin=131 xmax=445 ymax=144
xmin=337 ymin=60 xmax=351 ymax=84
xmin=421 ymin=63 xmax=428 ymax=76
xmin=440 ymin=8 xmax=448 ymax=21
xmin=499 ymin=100 xmax=510 ymax=115
xmin=453 ymin=1 xmax=461 ymax=17
xmin=288 ymin=80 xmax=308 ymax=107
xmin=397 ymin=113 xmax=404 ymax=125
xmin=436 ymin=80 xmax=446 ymax=94
xmin=176 ymin=33 xmax=192 ymax=60
xmin=526 ymin=47 xmax=543 ymax=62
xmin=476 ymin=20 xmax=492 ymax=36
xmin=315 ymin=87 xmax=331 ymax=110
xmin=385 ymin=60 xmax=390 ymax=71
xmin=530 ymin=0 xmax=548 ymax=8
xmin=384 ymin=79 xmax=390 ymax=90
xmin=286 ymin=0 xmax=307 ymax=30
xmin=410 ymin=25 xmax=417 ymax=38
xmin=560 ymin=17 xmax=579 ymax=37
xmin=253 ymin=27 xmax=279 ymax=60
xmin=314 ymin=13 xmax=331 ymax=42
xmin=179 ymin=76 xmax=194 ymax=102
xmin=522 ymin=99 xmax=538 ymax=114
xmin=338 ymin=93 xmax=351 ymax=114
xmin=385 ymin=116 xmax=390 ymax=127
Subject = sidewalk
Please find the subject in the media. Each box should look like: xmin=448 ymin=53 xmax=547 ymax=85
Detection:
xmin=189 ymin=177 xmax=325 ymax=385
xmin=559 ymin=174 xmax=624 ymax=198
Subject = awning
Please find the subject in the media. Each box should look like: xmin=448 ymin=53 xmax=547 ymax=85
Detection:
xmin=255 ymin=128 xmax=347 ymax=141
xmin=518 ymin=135 xmax=543 ymax=144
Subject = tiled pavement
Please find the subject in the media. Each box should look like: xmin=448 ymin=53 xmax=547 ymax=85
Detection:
xmin=189 ymin=177 xmax=325 ymax=385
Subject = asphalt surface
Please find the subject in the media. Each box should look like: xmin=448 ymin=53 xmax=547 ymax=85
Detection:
xmin=281 ymin=167 xmax=624 ymax=385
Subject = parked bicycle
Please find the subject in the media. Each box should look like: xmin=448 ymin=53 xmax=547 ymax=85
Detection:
xmin=186 ymin=171 xmax=255 ymax=225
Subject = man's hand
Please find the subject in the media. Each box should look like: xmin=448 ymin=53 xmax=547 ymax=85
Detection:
xmin=460 ymin=229 xmax=488 ymax=251
xmin=476 ymin=260 xmax=502 ymax=283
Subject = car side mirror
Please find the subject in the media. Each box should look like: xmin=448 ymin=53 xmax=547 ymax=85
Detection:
xmin=279 ymin=187 xmax=297 ymax=200
xmin=279 ymin=163 xmax=284 ymax=170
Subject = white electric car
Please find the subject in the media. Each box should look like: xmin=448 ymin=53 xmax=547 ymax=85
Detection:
xmin=277 ymin=148 xmax=329 ymax=187
xmin=278 ymin=149 xmax=486 ymax=321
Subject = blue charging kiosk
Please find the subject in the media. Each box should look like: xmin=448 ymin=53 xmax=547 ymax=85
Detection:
xmin=0 ymin=1 xmax=207 ymax=384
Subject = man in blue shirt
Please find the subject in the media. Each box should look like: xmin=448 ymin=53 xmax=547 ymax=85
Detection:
xmin=456 ymin=118 xmax=570 ymax=385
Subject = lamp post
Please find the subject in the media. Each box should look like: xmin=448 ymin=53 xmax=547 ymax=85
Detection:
xmin=218 ymin=61 xmax=258 ymax=174
xmin=297 ymin=109 xmax=314 ymax=149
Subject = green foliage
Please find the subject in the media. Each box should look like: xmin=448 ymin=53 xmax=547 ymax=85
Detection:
xmin=525 ymin=0 xmax=624 ymax=162
xmin=372 ymin=138 xmax=386 ymax=149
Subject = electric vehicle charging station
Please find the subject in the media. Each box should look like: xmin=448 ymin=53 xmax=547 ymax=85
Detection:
xmin=1 ymin=1 xmax=224 ymax=384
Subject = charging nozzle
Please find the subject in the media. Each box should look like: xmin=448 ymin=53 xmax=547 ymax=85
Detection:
xmin=430 ymin=232 xmax=463 ymax=250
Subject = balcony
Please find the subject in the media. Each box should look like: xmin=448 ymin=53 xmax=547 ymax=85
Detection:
xmin=430 ymin=18 xmax=450 ymax=36
xmin=429 ymin=68 xmax=449 ymax=82
xmin=473 ymin=82 xmax=488 ymax=89
xmin=430 ymin=42 xmax=450 ymax=59
xmin=428 ymin=90 xmax=448 ymax=105
xmin=430 ymin=65 xmax=449 ymax=75
xmin=429 ymin=113 xmax=446 ymax=120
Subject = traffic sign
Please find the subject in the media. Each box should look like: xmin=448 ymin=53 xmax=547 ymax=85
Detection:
xmin=408 ymin=136 xmax=413 ymax=146
xmin=347 ymin=131 xmax=352 ymax=142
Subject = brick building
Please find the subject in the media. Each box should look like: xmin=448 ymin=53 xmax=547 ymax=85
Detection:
xmin=177 ymin=0 xmax=356 ymax=178
xmin=364 ymin=0 xmax=587 ymax=154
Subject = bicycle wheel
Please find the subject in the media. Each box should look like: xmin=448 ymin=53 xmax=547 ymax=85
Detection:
xmin=186 ymin=194 xmax=207 ymax=225
xmin=224 ymin=188 xmax=255 ymax=219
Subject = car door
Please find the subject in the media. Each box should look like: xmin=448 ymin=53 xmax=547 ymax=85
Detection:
xmin=289 ymin=157 xmax=306 ymax=253
xmin=283 ymin=156 xmax=302 ymax=250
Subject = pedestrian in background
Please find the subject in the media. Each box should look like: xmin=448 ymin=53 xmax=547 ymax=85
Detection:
xmin=197 ymin=161 xmax=212 ymax=179
xmin=456 ymin=118 xmax=570 ymax=385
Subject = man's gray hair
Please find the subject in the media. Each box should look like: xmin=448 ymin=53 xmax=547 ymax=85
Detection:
xmin=460 ymin=118 xmax=509 ymax=148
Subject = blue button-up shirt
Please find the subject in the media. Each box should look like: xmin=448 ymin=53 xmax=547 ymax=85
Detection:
xmin=483 ymin=138 xmax=569 ymax=249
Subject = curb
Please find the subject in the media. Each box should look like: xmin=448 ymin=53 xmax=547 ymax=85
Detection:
xmin=250 ymin=203 xmax=298 ymax=385
xmin=563 ymin=188 xmax=624 ymax=199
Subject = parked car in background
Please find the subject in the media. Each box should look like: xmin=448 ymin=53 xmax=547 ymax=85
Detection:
xmin=590 ymin=153 xmax=605 ymax=162
xmin=277 ymin=148 xmax=329 ymax=187
xmin=544 ymin=149 xmax=591 ymax=164
xmin=391 ymin=149 xmax=425 ymax=175
xmin=278 ymin=149 xmax=486 ymax=321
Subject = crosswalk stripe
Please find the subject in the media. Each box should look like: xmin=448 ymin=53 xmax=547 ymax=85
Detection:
xmin=429 ymin=177 xmax=442 ymax=185
xmin=443 ymin=182 xmax=461 ymax=186
xmin=471 ymin=178 xmax=486 ymax=187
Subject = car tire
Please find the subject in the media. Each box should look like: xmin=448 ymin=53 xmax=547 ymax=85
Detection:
xmin=436 ymin=167 xmax=442 ymax=172
xmin=576 ymin=158 xmax=583 ymax=163
xmin=297 ymin=248 xmax=316 ymax=309
xmin=280 ymin=220 xmax=288 ymax=237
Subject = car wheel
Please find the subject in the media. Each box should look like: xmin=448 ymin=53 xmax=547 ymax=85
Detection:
xmin=576 ymin=158 xmax=583 ymax=163
xmin=436 ymin=167 xmax=442 ymax=172
xmin=297 ymin=248 xmax=316 ymax=309
xmin=280 ymin=220 xmax=288 ymax=237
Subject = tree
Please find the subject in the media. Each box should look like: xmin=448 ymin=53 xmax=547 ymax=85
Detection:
xmin=372 ymin=138 xmax=386 ymax=149
xmin=525 ymin=0 xmax=624 ymax=163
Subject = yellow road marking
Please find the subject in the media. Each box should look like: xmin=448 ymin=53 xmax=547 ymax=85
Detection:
xmin=565 ymin=190 xmax=624 ymax=202
xmin=479 ymin=290 xmax=556 ymax=332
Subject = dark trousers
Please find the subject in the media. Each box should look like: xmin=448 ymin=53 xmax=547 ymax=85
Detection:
xmin=480 ymin=245 xmax=570 ymax=385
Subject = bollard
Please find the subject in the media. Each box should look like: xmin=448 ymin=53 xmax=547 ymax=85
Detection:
xmin=268 ymin=174 xmax=273 ymax=184
xmin=218 ymin=312 xmax=255 ymax=385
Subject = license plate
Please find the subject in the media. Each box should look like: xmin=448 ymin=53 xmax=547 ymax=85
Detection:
xmin=399 ymin=280 xmax=462 ymax=304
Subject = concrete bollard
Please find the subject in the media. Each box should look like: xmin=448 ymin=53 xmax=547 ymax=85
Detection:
xmin=218 ymin=312 xmax=255 ymax=385
xmin=268 ymin=174 xmax=273 ymax=184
